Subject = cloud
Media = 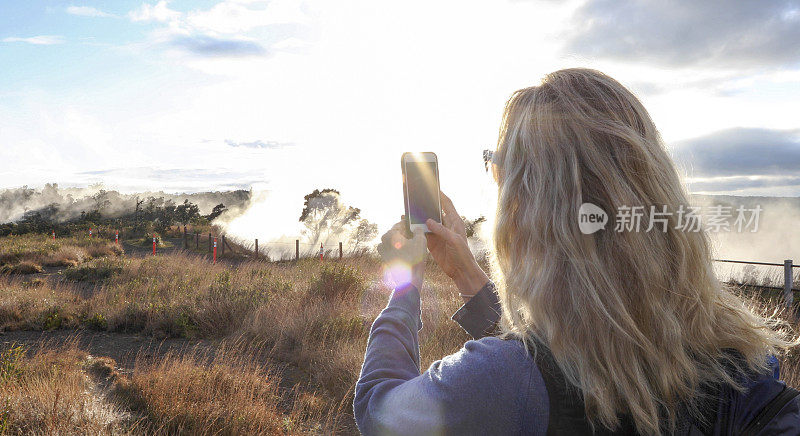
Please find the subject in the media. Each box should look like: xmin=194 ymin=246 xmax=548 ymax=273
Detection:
xmin=66 ymin=6 xmax=115 ymax=18
xmin=127 ymin=0 xmax=310 ymax=59
xmin=562 ymin=0 xmax=800 ymax=69
xmin=129 ymin=0 xmax=180 ymax=23
xmin=169 ymin=35 xmax=267 ymax=57
xmin=2 ymin=35 xmax=64 ymax=45
xmin=185 ymin=0 xmax=310 ymax=34
xmin=672 ymin=128 xmax=800 ymax=177
xmin=225 ymin=139 xmax=292 ymax=149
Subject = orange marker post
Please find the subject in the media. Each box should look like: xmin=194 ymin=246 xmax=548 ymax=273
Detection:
xmin=89 ymin=228 xmax=92 ymax=238
xmin=213 ymin=238 xmax=217 ymax=264
xmin=52 ymin=230 xmax=55 ymax=240
xmin=115 ymin=230 xmax=119 ymax=244
xmin=152 ymin=234 xmax=156 ymax=256
xmin=319 ymin=243 xmax=324 ymax=261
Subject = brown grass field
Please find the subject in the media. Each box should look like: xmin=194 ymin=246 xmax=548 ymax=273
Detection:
xmin=0 ymin=233 xmax=797 ymax=434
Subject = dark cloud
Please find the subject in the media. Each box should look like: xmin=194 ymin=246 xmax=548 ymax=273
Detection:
xmin=169 ymin=35 xmax=267 ymax=57
xmin=225 ymin=139 xmax=292 ymax=149
xmin=563 ymin=0 xmax=800 ymax=69
xmin=686 ymin=176 xmax=800 ymax=192
xmin=672 ymin=128 xmax=800 ymax=177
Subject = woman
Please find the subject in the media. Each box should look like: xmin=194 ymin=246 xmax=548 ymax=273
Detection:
xmin=354 ymin=69 xmax=799 ymax=435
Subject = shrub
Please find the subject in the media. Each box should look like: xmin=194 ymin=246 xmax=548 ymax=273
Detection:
xmin=36 ymin=306 xmax=63 ymax=330
xmin=84 ymin=313 xmax=108 ymax=331
xmin=310 ymin=264 xmax=364 ymax=300
xmin=41 ymin=247 xmax=85 ymax=267
xmin=63 ymin=258 xmax=124 ymax=282
xmin=86 ymin=243 xmax=124 ymax=258
xmin=0 ymin=261 xmax=43 ymax=275
xmin=0 ymin=343 xmax=24 ymax=380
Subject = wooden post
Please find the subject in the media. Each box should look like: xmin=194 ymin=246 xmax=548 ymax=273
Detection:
xmin=254 ymin=239 xmax=259 ymax=258
xmin=295 ymin=240 xmax=299 ymax=261
xmin=208 ymin=233 xmax=212 ymax=254
xmin=221 ymin=235 xmax=226 ymax=256
xmin=195 ymin=233 xmax=199 ymax=249
xmin=785 ymin=259 xmax=794 ymax=313
xmin=339 ymin=242 xmax=343 ymax=259
xmin=183 ymin=226 xmax=188 ymax=249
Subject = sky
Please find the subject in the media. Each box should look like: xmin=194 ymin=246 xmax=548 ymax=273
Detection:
xmin=2 ymin=0 xmax=800 ymax=232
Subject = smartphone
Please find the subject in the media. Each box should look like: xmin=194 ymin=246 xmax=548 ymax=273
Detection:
xmin=402 ymin=152 xmax=442 ymax=233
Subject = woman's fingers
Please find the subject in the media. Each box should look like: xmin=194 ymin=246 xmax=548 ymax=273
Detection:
xmin=439 ymin=192 xmax=466 ymax=236
xmin=440 ymin=191 xmax=459 ymax=218
xmin=426 ymin=219 xmax=454 ymax=242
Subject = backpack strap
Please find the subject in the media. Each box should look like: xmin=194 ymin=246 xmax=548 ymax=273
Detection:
xmin=739 ymin=385 xmax=800 ymax=436
xmin=525 ymin=338 xmax=721 ymax=435
xmin=527 ymin=339 xmax=638 ymax=435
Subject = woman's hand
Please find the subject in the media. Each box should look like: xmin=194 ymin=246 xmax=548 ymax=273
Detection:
xmin=377 ymin=221 xmax=427 ymax=291
xmin=425 ymin=192 xmax=489 ymax=301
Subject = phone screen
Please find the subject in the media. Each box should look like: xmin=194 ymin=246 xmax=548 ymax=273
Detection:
xmin=405 ymin=160 xmax=440 ymax=225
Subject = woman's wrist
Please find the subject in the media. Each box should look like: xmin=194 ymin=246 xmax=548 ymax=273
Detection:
xmin=453 ymin=261 xmax=490 ymax=301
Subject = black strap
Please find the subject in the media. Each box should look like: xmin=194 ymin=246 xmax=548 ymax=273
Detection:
xmin=525 ymin=338 xmax=720 ymax=435
xmin=528 ymin=340 xmax=638 ymax=435
xmin=739 ymin=385 xmax=800 ymax=436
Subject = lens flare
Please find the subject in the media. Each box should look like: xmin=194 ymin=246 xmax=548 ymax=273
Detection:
xmin=382 ymin=260 xmax=412 ymax=289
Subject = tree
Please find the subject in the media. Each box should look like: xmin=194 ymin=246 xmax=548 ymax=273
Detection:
xmin=206 ymin=203 xmax=227 ymax=221
xmin=91 ymin=190 xmax=112 ymax=216
xmin=350 ymin=218 xmax=378 ymax=251
xmin=462 ymin=215 xmax=486 ymax=238
xmin=299 ymin=189 xmax=361 ymax=244
xmin=175 ymin=200 xmax=200 ymax=226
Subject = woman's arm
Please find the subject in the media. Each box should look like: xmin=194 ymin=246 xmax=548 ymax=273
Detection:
xmin=354 ymin=283 xmax=543 ymax=435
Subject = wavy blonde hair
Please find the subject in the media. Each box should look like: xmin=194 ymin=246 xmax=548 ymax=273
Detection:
xmin=491 ymin=68 xmax=797 ymax=434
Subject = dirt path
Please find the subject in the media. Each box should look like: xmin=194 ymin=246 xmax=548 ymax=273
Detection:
xmin=0 ymin=329 xmax=217 ymax=373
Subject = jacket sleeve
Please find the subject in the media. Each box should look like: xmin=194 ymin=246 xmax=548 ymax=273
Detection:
xmin=450 ymin=281 xmax=501 ymax=339
xmin=353 ymin=283 xmax=542 ymax=435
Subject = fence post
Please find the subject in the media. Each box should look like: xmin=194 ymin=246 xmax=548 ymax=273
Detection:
xmin=195 ymin=233 xmax=199 ymax=249
xmin=785 ymin=259 xmax=794 ymax=313
xmin=254 ymin=239 xmax=258 ymax=258
xmin=221 ymin=235 xmax=226 ymax=257
xmin=339 ymin=242 xmax=343 ymax=259
xmin=183 ymin=226 xmax=188 ymax=249
xmin=295 ymin=240 xmax=299 ymax=261
xmin=208 ymin=233 xmax=212 ymax=254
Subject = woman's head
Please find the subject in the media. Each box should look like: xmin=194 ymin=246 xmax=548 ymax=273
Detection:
xmin=491 ymin=68 xmax=795 ymax=434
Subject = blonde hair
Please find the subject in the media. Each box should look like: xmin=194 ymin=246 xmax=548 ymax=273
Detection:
xmin=491 ymin=68 xmax=797 ymax=434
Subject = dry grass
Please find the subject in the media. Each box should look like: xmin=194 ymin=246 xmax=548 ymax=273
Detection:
xmin=111 ymin=345 xmax=313 ymax=435
xmin=0 ymin=339 xmax=323 ymax=435
xmin=0 ymin=247 xmax=466 ymax=433
xmin=0 ymin=233 xmax=123 ymax=273
xmin=0 ymin=341 xmax=133 ymax=435
xmin=2 ymin=234 xmax=796 ymax=434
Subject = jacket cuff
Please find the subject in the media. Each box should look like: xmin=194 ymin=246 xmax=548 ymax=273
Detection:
xmin=450 ymin=281 xmax=500 ymax=339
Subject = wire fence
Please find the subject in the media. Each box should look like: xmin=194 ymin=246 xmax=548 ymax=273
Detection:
xmin=713 ymin=259 xmax=799 ymax=312
xmin=180 ymin=228 xmax=356 ymax=262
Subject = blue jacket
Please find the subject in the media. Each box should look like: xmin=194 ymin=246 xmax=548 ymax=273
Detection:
xmin=354 ymin=283 xmax=798 ymax=435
